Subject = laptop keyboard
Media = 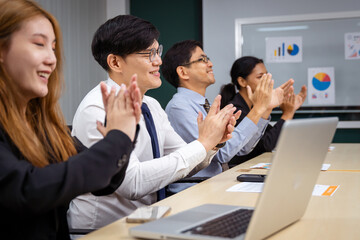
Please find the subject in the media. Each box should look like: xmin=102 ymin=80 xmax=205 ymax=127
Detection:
xmin=182 ymin=208 xmax=254 ymax=238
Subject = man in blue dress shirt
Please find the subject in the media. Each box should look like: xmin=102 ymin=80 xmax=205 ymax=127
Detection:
xmin=162 ymin=40 xmax=282 ymax=193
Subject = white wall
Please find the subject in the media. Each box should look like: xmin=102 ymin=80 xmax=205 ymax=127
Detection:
xmin=203 ymin=0 xmax=360 ymax=102
xmin=107 ymin=0 xmax=129 ymax=19
xmin=36 ymin=0 xmax=129 ymax=123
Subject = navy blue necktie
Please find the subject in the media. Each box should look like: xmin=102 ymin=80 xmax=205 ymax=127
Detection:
xmin=141 ymin=103 xmax=166 ymax=200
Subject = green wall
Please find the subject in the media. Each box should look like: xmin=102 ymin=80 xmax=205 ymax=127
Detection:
xmin=332 ymin=129 xmax=360 ymax=143
xmin=130 ymin=0 xmax=202 ymax=109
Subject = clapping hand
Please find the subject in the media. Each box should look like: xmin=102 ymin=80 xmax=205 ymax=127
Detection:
xmin=197 ymin=95 xmax=236 ymax=152
xmin=269 ymin=78 xmax=294 ymax=109
xmin=96 ymin=74 xmax=141 ymax=141
xmin=280 ymin=89 xmax=296 ymax=120
xmin=218 ymin=109 xmax=241 ymax=143
xmin=247 ymin=73 xmax=273 ymax=113
xmin=294 ymin=85 xmax=307 ymax=110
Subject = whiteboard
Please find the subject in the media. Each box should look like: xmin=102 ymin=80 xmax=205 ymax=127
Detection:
xmin=235 ymin=11 xmax=360 ymax=108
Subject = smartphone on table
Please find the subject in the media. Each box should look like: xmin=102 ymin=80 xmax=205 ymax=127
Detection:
xmin=236 ymin=174 xmax=266 ymax=182
xmin=126 ymin=206 xmax=171 ymax=223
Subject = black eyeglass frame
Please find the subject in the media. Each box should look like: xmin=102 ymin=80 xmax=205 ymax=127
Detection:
xmin=135 ymin=44 xmax=163 ymax=62
xmin=181 ymin=56 xmax=210 ymax=66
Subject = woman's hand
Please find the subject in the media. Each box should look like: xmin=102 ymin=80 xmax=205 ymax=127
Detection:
xmin=280 ymin=90 xmax=296 ymax=120
xmin=294 ymin=85 xmax=307 ymax=110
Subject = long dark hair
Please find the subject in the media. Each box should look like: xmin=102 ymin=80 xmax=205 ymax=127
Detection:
xmin=0 ymin=0 xmax=77 ymax=167
xmin=220 ymin=56 xmax=263 ymax=108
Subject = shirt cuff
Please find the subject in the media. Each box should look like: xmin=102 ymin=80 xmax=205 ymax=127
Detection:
xmin=176 ymin=140 xmax=207 ymax=170
xmin=241 ymin=116 xmax=259 ymax=134
xmin=257 ymin=117 xmax=270 ymax=130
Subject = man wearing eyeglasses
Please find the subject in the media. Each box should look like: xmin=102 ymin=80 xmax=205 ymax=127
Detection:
xmin=162 ymin=40 xmax=277 ymax=194
xmin=68 ymin=16 xmax=238 ymax=232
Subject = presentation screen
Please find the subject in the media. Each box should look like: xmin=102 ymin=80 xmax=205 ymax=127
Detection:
xmin=235 ymin=12 xmax=360 ymax=122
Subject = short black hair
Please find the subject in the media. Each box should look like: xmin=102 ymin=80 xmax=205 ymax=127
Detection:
xmin=91 ymin=15 xmax=160 ymax=71
xmin=161 ymin=40 xmax=202 ymax=88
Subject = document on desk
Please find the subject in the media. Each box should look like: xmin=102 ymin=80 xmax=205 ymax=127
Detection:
xmin=250 ymin=163 xmax=271 ymax=169
xmin=227 ymin=183 xmax=339 ymax=196
xmin=226 ymin=182 xmax=264 ymax=192
xmin=250 ymin=163 xmax=331 ymax=171
xmin=312 ymin=185 xmax=339 ymax=196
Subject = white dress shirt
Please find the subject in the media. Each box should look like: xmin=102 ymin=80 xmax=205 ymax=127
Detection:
xmin=67 ymin=78 xmax=216 ymax=230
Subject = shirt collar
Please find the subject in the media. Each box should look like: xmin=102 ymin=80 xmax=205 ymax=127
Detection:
xmin=105 ymin=77 xmax=121 ymax=90
xmin=177 ymin=87 xmax=207 ymax=105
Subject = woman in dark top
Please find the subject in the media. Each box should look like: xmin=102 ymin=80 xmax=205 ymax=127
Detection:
xmin=220 ymin=56 xmax=306 ymax=165
xmin=0 ymin=0 xmax=141 ymax=239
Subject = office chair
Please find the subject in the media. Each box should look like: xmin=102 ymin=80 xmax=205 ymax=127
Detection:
xmin=68 ymin=228 xmax=96 ymax=235
xmin=165 ymin=176 xmax=210 ymax=197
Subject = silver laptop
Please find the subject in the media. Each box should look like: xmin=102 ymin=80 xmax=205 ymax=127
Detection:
xmin=130 ymin=117 xmax=338 ymax=240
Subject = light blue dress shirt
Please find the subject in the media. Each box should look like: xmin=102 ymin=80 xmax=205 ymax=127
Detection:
xmin=165 ymin=87 xmax=269 ymax=192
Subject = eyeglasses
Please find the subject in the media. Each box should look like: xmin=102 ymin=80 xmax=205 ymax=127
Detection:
xmin=182 ymin=56 xmax=210 ymax=66
xmin=135 ymin=44 xmax=163 ymax=62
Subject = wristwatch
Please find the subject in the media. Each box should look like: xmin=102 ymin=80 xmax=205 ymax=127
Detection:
xmin=212 ymin=142 xmax=226 ymax=151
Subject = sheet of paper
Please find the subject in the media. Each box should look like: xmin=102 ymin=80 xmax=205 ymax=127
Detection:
xmin=250 ymin=163 xmax=331 ymax=171
xmin=226 ymin=183 xmax=339 ymax=197
xmin=321 ymin=163 xmax=331 ymax=171
xmin=312 ymin=185 xmax=339 ymax=196
xmin=307 ymin=67 xmax=335 ymax=105
xmin=249 ymin=163 xmax=271 ymax=169
xmin=226 ymin=182 xmax=264 ymax=193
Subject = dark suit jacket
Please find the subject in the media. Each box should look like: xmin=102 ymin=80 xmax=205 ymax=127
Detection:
xmin=229 ymin=93 xmax=285 ymax=166
xmin=0 ymin=126 xmax=134 ymax=240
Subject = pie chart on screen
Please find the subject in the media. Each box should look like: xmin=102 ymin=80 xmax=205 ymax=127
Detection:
xmin=287 ymin=44 xmax=299 ymax=56
xmin=312 ymin=72 xmax=331 ymax=91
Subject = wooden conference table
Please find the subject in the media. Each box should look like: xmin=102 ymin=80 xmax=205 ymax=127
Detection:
xmin=81 ymin=144 xmax=360 ymax=240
